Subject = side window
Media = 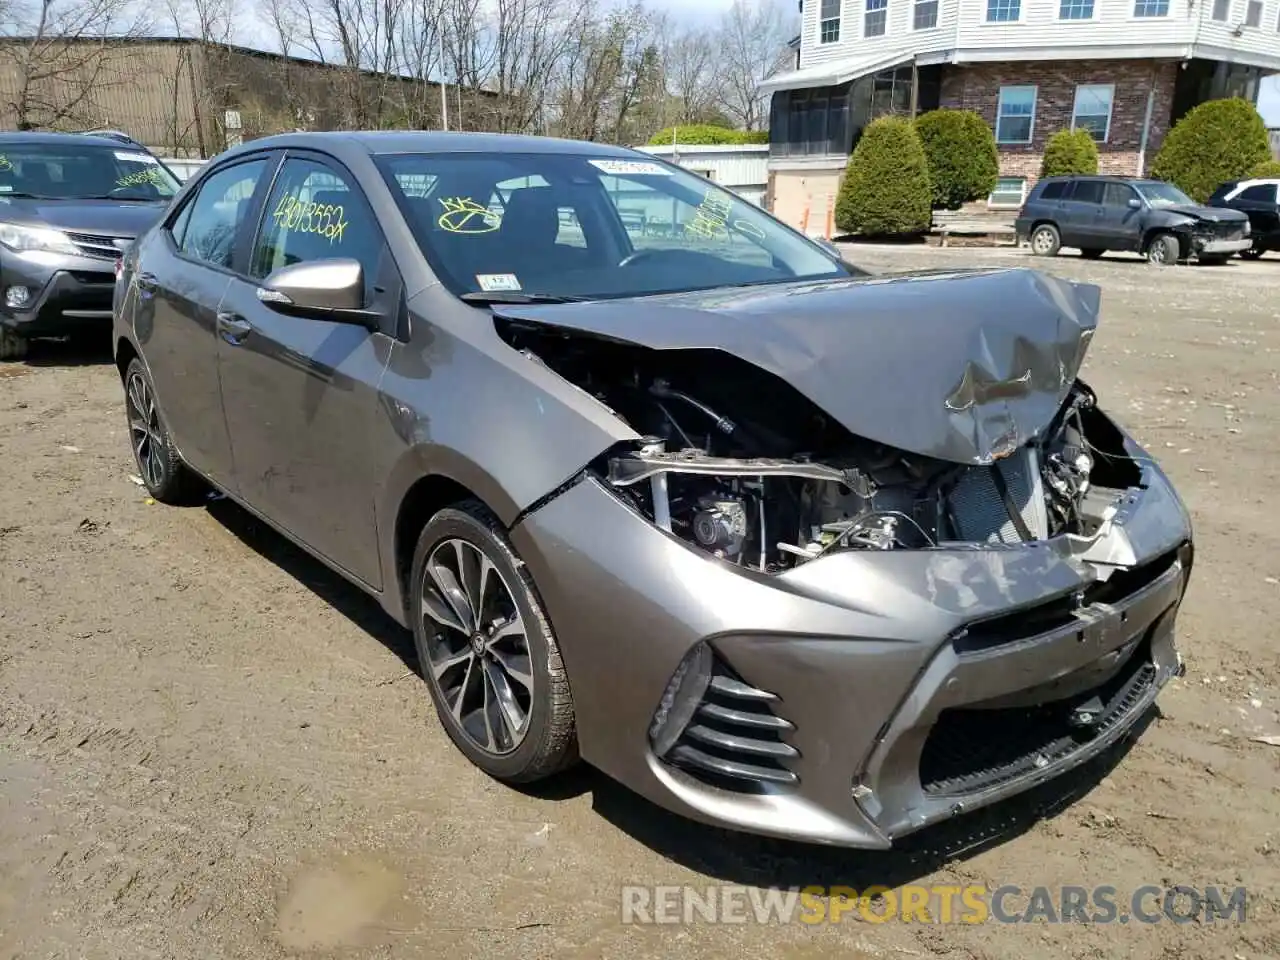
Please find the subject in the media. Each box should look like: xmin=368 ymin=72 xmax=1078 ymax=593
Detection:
xmin=1240 ymin=184 xmax=1277 ymax=203
xmin=251 ymin=157 xmax=382 ymax=295
xmin=1103 ymin=182 xmax=1136 ymax=207
xmin=178 ymin=159 xmax=268 ymax=269
xmin=1072 ymin=180 xmax=1104 ymax=204
xmin=1039 ymin=180 xmax=1066 ymax=201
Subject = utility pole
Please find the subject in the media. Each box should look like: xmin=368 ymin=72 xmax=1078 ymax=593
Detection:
xmin=439 ymin=29 xmax=449 ymax=131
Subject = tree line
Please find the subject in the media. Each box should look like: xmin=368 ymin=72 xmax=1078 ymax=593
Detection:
xmin=0 ymin=0 xmax=799 ymax=150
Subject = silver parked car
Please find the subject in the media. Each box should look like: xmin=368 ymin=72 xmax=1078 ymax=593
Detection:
xmin=113 ymin=132 xmax=1193 ymax=848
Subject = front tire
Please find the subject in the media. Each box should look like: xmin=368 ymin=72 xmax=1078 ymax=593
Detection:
xmin=0 ymin=327 xmax=28 ymax=361
xmin=123 ymin=358 xmax=203 ymax=504
xmin=1029 ymin=224 xmax=1061 ymax=257
xmin=1239 ymin=242 xmax=1266 ymax=260
xmin=1146 ymin=232 xmax=1180 ymax=266
xmin=410 ymin=499 xmax=578 ymax=783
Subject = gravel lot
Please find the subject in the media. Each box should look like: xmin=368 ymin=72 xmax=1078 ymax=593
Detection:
xmin=1 ymin=244 xmax=1278 ymax=959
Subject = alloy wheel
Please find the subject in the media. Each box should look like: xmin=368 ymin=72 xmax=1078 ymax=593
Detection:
xmin=1031 ymin=229 xmax=1055 ymax=255
xmin=126 ymin=371 xmax=166 ymax=490
xmin=420 ymin=537 xmax=534 ymax=755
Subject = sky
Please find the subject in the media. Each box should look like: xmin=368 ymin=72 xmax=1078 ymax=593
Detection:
xmin=1258 ymin=77 xmax=1279 ymax=126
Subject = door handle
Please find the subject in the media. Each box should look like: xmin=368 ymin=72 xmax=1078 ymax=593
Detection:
xmin=216 ymin=311 xmax=253 ymax=344
xmin=136 ymin=272 xmax=158 ymax=292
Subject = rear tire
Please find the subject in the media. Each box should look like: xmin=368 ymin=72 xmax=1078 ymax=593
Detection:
xmin=0 ymin=328 xmax=28 ymax=361
xmin=1080 ymin=248 xmax=1105 ymax=260
xmin=123 ymin=358 xmax=204 ymax=504
xmin=410 ymin=499 xmax=578 ymax=784
xmin=1146 ymin=232 xmax=1180 ymax=266
xmin=1029 ymin=224 xmax=1061 ymax=257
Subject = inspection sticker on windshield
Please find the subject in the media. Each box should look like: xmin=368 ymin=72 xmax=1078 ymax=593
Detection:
xmin=115 ymin=151 xmax=158 ymax=164
xmin=588 ymin=159 xmax=671 ymax=176
xmin=476 ymin=273 xmax=522 ymax=292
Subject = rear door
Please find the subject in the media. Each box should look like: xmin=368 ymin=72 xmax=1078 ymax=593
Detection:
xmin=1057 ymin=179 xmax=1106 ymax=249
xmin=133 ymin=154 xmax=277 ymax=489
xmin=214 ymin=151 xmax=401 ymax=587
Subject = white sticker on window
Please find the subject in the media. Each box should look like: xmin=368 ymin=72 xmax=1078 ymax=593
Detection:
xmin=587 ymin=159 xmax=672 ymax=176
xmin=115 ymin=151 xmax=158 ymax=164
xmin=476 ymin=273 xmax=522 ymax=292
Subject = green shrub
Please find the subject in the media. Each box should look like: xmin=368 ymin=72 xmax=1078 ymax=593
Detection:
xmin=1150 ymin=98 xmax=1271 ymax=202
xmin=835 ymin=116 xmax=932 ymax=236
xmin=915 ymin=108 xmax=998 ymax=210
xmin=1248 ymin=158 xmax=1280 ymax=178
xmin=646 ymin=125 xmax=766 ymax=146
xmin=1040 ymin=129 xmax=1099 ymax=178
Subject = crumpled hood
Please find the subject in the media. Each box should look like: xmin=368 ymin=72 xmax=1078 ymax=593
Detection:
xmin=493 ymin=267 xmax=1101 ymax=465
xmin=1164 ymin=203 xmax=1248 ymax=224
xmin=0 ymin=195 xmax=167 ymax=238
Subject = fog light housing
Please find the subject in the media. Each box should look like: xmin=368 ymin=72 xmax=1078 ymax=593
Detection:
xmin=649 ymin=642 xmax=713 ymax=758
xmin=4 ymin=285 xmax=30 ymax=308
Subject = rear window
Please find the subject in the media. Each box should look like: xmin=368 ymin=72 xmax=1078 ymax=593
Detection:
xmin=1039 ymin=180 xmax=1068 ymax=200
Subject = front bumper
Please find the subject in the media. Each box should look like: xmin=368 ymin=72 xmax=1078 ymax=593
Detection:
xmin=513 ymin=448 xmax=1192 ymax=848
xmin=0 ymin=250 xmax=116 ymax=336
xmin=1191 ymin=237 xmax=1250 ymax=256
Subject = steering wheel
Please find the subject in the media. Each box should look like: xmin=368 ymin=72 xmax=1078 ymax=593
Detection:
xmin=618 ymin=249 xmax=661 ymax=268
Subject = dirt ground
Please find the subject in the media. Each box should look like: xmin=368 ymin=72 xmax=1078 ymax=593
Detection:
xmin=1 ymin=244 xmax=1279 ymax=960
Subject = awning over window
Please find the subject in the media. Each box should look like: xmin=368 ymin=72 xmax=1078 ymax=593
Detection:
xmin=758 ymin=53 xmax=911 ymax=94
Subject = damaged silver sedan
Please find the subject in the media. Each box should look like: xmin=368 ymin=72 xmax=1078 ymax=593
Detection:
xmin=114 ymin=132 xmax=1193 ymax=848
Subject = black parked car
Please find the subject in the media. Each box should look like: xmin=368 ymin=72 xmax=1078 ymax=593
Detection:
xmin=1015 ymin=175 xmax=1251 ymax=265
xmin=1208 ymin=178 xmax=1280 ymax=259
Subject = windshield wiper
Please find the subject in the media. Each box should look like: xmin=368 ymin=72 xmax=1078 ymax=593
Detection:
xmin=70 ymin=194 xmax=159 ymax=202
xmin=0 ymin=192 xmax=51 ymax=199
xmin=460 ymin=291 xmax=587 ymax=305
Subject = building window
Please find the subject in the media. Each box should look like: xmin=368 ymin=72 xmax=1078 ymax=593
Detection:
xmin=865 ymin=0 xmax=888 ymax=35
xmin=914 ymin=0 xmax=939 ymax=26
xmin=1133 ymin=0 xmax=1169 ymax=15
xmin=988 ymin=177 xmax=1026 ymax=207
xmin=820 ymin=0 xmax=842 ymax=41
xmin=995 ymin=85 xmax=1036 ymax=143
xmin=1245 ymin=0 xmax=1261 ymax=24
xmin=1212 ymin=0 xmax=1229 ymax=19
xmin=1059 ymin=0 xmax=1094 ymax=16
xmin=1072 ymin=84 xmax=1114 ymax=141
xmin=986 ymin=0 xmax=1021 ymax=19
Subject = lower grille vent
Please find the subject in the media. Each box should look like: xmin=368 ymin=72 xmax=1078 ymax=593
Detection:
xmin=664 ymin=654 xmax=800 ymax=793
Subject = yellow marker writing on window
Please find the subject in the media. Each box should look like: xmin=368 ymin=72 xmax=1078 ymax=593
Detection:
xmin=115 ymin=167 xmax=164 ymax=188
xmin=684 ymin=192 xmax=734 ymax=240
xmin=271 ymin=193 xmax=349 ymax=244
xmin=0 ymin=156 xmax=11 ymax=173
xmin=438 ymin=197 xmax=501 ymax=234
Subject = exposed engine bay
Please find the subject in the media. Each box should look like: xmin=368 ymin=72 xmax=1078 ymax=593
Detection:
xmin=501 ymin=323 xmax=1144 ymax=572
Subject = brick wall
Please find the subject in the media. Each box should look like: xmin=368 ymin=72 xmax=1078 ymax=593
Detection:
xmin=940 ymin=59 xmax=1178 ymax=185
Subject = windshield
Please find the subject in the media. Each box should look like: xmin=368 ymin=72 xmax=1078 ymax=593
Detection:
xmin=0 ymin=140 xmax=180 ymax=201
xmin=376 ymin=152 xmax=851 ymax=300
xmin=1134 ymin=181 xmax=1194 ymax=208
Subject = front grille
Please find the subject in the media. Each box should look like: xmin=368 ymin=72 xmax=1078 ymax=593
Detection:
xmin=953 ymin=546 xmax=1181 ymax=655
xmin=665 ymin=654 xmax=800 ymax=793
xmin=919 ymin=639 xmax=1155 ymax=796
xmin=65 ymin=231 xmax=129 ymax=261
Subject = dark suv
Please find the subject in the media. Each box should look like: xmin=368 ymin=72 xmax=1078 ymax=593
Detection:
xmin=1208 ymin=178 xmax=1280 ymax=259
xmin=0 ymin=132 xmax=181 ymax=359
xmin=1015 ymin=175 xmax=1250 ymax=265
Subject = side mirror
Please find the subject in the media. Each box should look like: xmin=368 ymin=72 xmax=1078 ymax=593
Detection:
xmin=255 ymin=258 xmax=375 ymax=326
xmin=1128 ymin=197 xmax=1141 ymax=209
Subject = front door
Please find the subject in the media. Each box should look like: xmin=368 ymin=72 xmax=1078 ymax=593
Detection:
xmin=215 ymin=152 xmax=398 ymax=587
xmin=135 ymin=155 xmax=274 ymax=488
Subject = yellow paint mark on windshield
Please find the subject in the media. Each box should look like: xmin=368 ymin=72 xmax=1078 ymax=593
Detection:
xmin=684 ymin=191 xmax=734 ymax=240
xmin=438 ymin=197 xmax=501 ymax=234
xmin=271 ymin=193 xmax=349 ymax=243
xmin=0 ymin=156 xmax=12 ymax=173
xmin=116 ymin=167 xmax=165 ymax=189
xmin=733 ymin=219 xmax=766 ymax=241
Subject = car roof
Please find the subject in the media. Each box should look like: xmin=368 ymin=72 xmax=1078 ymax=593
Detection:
xmin=0 ymin=130 xmax=140 ymax=148
xmin=1037 ymin=174 xmax=1148 ymax=183
xmin=225 ymin=130 xmax=648 ymax=158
